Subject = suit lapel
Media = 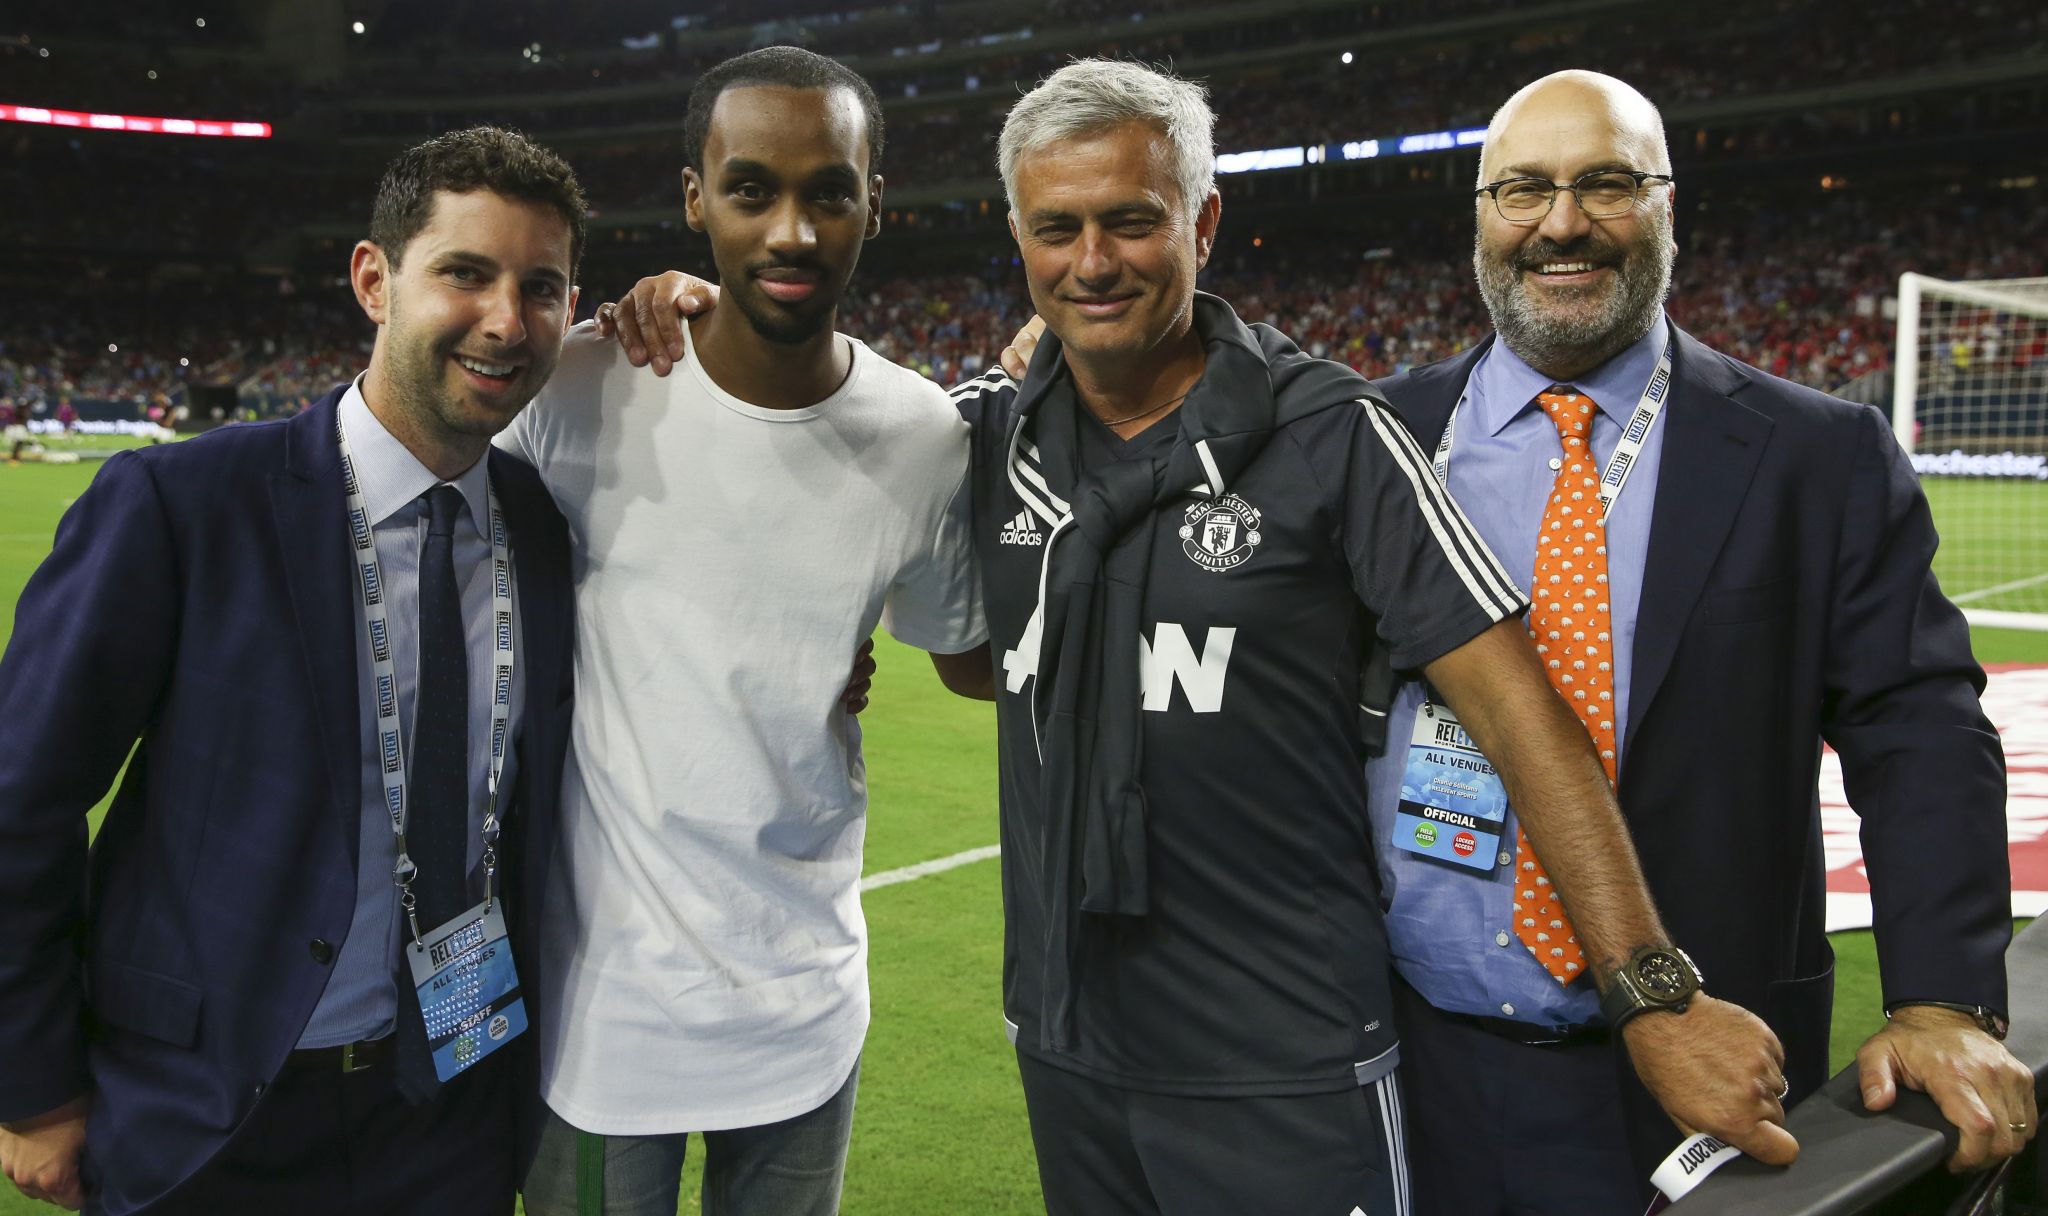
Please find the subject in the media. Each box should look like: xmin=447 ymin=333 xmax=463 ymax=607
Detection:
xmin=270 ymin=390 xmax=364 ymax=863
xmin=1623 ymin=332 xmax=1774 ymax=762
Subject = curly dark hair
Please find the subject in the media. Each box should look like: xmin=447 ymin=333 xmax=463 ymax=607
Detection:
xmin=683 ymin=46 xmax=884 ymax=176
xmin=370 ymin=126 xmax=588 ymax=277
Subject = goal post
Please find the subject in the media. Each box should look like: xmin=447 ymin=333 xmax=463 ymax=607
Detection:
xmin=1892 ymin=272 xmax=2048 ymax=632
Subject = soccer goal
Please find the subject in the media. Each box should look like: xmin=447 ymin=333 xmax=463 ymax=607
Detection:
xmin=1893 ymin=272 xmax=2048 ymax=631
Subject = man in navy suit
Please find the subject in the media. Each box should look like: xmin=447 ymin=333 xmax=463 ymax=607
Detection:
xmin=0 ymin=127 xmax=583 ymax=1215
xmin=1367 ymin=70 xmax=2035 ymax=1212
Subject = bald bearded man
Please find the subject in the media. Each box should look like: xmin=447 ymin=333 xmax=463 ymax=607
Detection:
xmin=1365 ymin=70 xmax=2031 ymax=1213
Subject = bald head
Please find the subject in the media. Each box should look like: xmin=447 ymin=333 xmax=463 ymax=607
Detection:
xmin=1469 ymin=71 xmax=1678 ymax=381
xmin=1477 ymin=70 xmax=1670 ymax=191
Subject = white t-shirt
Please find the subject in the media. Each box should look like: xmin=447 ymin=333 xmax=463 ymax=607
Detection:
xmin=498 ymin=319 xmax=985 ymax=1133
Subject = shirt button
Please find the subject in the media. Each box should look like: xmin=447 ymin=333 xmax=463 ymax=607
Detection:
xmin=1495 ymin=931 xmax=1511 ymax=947
xmin=308 ymin=939 xmax=334 ymax=964
xmin=1501 ymin=1002 xmax=1517 ymax=1017
xmin=1548 ymin=457 xmax=1563 ymax=471
xmin=1498 ymin=851 xmax=1513 ymax=866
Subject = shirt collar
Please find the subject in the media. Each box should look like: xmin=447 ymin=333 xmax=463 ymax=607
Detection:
xmin=338 ymin=376 xmax=491 ymax=537
xmin=1470 ymin=312 xmax=1671 ymax=436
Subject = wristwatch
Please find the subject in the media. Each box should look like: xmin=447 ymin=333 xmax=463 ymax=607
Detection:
xmin=1600 ymin=944 xmax=1704 ymax=1029
xmin=1884 ymin=1000 xmax=2009 ymax=1041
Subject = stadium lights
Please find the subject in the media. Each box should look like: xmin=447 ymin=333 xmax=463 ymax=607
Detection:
xmin=194 ymin=16 xmax=205 ymax=27
xmin=107 ymin=344 xmax=118 ymax=353
xmin=1216 ymin=145 xmax=1306 ymax=174
xmin=1212 ymin=125 xmax=1485 ymax=175
xmin=0 ymin=104 xmax=273 ymax=138
xmin=352 ymin=21 xmax=365 ymax=34
xmin=179 ymin=358 xmax=190 ymax=367
xmin=1341 ymin=51 xmax=1354 ymax=64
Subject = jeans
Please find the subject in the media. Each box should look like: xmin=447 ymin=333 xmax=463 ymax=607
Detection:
xmin=522 ymin=1058 xmax=860 ymax=1216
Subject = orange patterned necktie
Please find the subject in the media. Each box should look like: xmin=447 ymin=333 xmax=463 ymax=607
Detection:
xmin=1514 ymin=386 xmax=1617 ymax=986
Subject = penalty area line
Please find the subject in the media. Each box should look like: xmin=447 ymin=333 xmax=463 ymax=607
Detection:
xmin=862 ymin=845 xmax=1000 ymax=892
xmin=1954 ymin=569 xmax=2048 ymax=604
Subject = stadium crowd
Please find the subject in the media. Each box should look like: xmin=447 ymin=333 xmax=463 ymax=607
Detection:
xmin=11 ymin=0 xmax=2039 ymax=266
xmin=5 ymin=0 xmax=2042 ymax=415
xmin=0 ymin=286 xmax=355 ymax=421
xmin=6 ymin=185 xmax=2040 ymax=420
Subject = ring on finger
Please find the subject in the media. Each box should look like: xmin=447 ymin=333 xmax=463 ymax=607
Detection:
xmin=1774 ymin=1076 xmax=1790 ymax=1101
xmin=2012 ymin=1121 xmax=2030 ymax=1132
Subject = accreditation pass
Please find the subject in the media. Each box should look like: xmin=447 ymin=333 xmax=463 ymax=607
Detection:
xmin=1391 ymin=700 xmax=1509 ymax=872
xmin=405 ymin=900 xmax=527 ymax=1081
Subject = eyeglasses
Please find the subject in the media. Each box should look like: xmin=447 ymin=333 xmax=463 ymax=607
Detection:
xmin=1475 ymin=170 xmax=1674 ymax=223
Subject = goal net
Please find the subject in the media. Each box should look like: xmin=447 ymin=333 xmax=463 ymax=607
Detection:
xmin=1893 ymin=273 xmax=2048 ymax=631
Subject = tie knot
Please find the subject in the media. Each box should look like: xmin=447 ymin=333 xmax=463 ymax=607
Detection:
xmin=1537 ymin=386 xmax=1596 ymax=445
xmin=424 ymin=484 xmax=465 ymax=539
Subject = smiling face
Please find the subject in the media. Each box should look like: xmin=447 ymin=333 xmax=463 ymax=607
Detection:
xmin=353 ymin=188 xmax=576 ymax=450
xmin=1008 ymin=121 xmax=1220 ymax=375
xmin=1473 ymin=74 xmax=1676 ymax=379
xmin=684 ymin=83 xmax=881 ymax=346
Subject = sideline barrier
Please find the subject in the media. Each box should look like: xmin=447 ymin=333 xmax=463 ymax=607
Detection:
xmin=1671 ymin=918 xmax=2048 ymax=1213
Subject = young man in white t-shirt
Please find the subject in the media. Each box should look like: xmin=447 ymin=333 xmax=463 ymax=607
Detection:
xmin=498 ymin=48 xmax=988 ymax=1216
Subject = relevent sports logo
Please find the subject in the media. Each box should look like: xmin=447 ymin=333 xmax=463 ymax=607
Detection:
xmin=999 ymin=510 xmax=1043 ymax=546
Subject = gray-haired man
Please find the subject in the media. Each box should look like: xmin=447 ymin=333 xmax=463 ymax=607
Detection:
xmin=603 ymin=58 xmax=1785 ymax=1216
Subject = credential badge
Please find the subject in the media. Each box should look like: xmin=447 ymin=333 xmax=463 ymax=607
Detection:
xmin=1178 ymin=493 xmax=1262 ymax=573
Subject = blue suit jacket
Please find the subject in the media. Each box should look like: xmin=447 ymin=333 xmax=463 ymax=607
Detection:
xmin=0 ymin=388 xmax=574 ymax=1215
xmin=1376 ymin=328 xmax=2009 ymax=1178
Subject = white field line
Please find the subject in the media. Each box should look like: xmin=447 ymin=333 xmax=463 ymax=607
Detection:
xmin=861 ymin=844 xmax=1000 ymax=892
xmin=1953 ymin=569 xmax=2048 ymax=604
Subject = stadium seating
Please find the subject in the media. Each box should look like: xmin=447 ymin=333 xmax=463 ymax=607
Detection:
xmin=3 ymin=0 xmax=2043 ymax=418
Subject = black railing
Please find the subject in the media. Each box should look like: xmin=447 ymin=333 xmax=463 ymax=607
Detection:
xmin=1672 ymin=918 xmax=2048 ymax=1214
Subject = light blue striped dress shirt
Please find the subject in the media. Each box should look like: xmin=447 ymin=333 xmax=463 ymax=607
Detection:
xmin=298 ymin=380 xmax=524 ymax=1048
xmin=1365 ymin=317 xmax=1671 ymax=1029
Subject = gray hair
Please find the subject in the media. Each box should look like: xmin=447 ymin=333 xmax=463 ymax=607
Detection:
xmin=998 ymin=59 xmax=1216 ymax=222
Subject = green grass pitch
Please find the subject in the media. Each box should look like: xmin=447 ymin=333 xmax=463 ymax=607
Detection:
xmin=0 ymin=449 xmax=2034 ymax=1215
xmin=1923 ymin=478 xmax=2048 ymax=622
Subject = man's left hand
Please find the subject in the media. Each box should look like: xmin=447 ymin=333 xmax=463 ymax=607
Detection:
xmin=1622 ymin=995 xmax=1800 ymax=1165
xmin=841 ymin=638 xmax=877 ymax=714
xmin=1857 ymin=1004 xmax=2038 ymax=1172
xmin=592 ymin=272 xmax=720 ymax=375
xmin=998 ymin=315 xmax=1045 ymax=380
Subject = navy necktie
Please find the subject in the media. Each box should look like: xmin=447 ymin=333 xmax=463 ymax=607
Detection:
xmin=410 ymin=483 xmax=471 ymax=929
xmin=394 ymin=483 xmax=470 ymax=1101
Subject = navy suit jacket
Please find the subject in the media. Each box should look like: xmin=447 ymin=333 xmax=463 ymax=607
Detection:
xmin=1376 ymin=328 xmax=2009 ymax=1177
xmin=0 ymin=388 xmax=574 ymax=1215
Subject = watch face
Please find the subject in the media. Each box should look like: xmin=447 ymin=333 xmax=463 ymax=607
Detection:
xmin=1636 ymin=950 xmax=1693 ymax=1000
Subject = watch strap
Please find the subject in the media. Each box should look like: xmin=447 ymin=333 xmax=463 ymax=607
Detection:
xmin=1884 ymin=1000 xmax=2008 ymax=1041
xmin=1601 ymin=945 xmax=1703 ymax=1029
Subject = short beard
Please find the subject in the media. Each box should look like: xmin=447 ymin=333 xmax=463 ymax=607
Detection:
xmin=382 ymin=290 xmax=540 ymax=445
xmin=733 ymin=289 xmax=835 ymax=346
xmin=1475 ymin=206 xmax=1674 ymax=380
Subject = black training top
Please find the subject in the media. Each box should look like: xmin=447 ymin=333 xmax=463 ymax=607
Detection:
xmin=949 ymin=297 xmax=1526 ymax=1097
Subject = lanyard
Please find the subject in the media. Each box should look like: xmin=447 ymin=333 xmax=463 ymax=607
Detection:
xmin=1430 ymin=329 xmax=1674 ymax=520
xmin=337 ymin=415 xmax=516 ymax=940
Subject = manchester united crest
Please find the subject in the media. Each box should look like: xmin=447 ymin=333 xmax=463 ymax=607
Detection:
xmin=1179 ymin=494 xmax=1262 ymax=572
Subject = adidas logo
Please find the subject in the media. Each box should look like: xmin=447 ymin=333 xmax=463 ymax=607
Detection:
xmin=999 ymin=509 xmax=1043 ymax=546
